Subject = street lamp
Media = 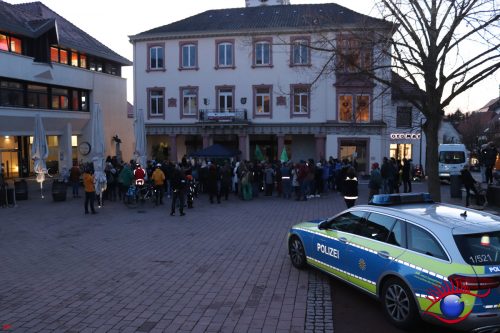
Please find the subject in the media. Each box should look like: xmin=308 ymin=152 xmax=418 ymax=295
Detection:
xmin=419 ymin=117 xmax=424 ymax=172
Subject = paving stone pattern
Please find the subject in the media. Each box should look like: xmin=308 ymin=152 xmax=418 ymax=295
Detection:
xmin=0 ymin=179 xmax=489 ymax=333
xmin=0 ymin=180 xmax=347 ymax=333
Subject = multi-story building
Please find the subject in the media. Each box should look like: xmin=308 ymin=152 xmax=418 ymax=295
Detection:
xmin=0 ymin=1 xmax=132 ymax=179
xmin=130 ymin=0 xmax=426 ymax=174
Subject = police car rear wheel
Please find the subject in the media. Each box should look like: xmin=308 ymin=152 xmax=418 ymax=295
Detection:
xmin=289 ymin=237 xmax=307 ymax=269
xmin=381 ymin=278 xmax=419 ymax=329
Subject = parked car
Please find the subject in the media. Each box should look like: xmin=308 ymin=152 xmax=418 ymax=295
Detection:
xmin=288 ymin=193 xmax=500 ymax=331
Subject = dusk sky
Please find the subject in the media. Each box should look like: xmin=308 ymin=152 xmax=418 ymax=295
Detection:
xmin=6 ymin=0 xmax=500 ymax=113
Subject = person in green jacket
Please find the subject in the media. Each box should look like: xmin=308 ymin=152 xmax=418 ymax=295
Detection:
xmin=118 ymin=163 xmax=134 ymax=201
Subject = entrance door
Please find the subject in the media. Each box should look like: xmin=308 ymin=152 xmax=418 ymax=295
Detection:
xmin=339 ymin=139 xmax=368 ymax=173
xmin=0 ymin=149 xmax=19 ymax=178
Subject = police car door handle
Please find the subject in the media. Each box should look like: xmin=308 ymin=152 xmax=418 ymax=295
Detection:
xmin=377 ymin=251 xmax=390 ymax=259
xmin=339 ymin=237 xmax=348 ymax=244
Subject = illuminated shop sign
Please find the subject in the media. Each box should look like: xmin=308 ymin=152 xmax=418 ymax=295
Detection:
xmin=390 ymin=133 xmax=421 ymax=140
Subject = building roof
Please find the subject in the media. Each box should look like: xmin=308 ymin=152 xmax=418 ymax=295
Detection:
xmin=130 ymin=3 xmax=391 ymax=41
xmin=0 ymin=1 xmax=131 ymax=65
xmin=476 ymin=97 xmax=500 ymax=113
xmin=454 ymin=110 xmax=496 ymax=136
xmin=391 ymin=72 xmax=426 ymax=100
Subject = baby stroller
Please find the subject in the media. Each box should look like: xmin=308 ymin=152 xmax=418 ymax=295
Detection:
xmin=474 ymin=182 xmax=488 ymax=208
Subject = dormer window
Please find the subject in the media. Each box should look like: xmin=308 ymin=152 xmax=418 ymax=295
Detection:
xmin=0 ymin=33 xmax=22 ymax=54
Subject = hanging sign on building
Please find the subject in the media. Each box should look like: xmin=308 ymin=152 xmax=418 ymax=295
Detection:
xmin=390 ymin=133 xmax=421 ymax=140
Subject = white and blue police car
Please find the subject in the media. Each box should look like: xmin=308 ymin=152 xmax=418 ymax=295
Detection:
xmin=288 ymin=193 xmax=500 ymax=332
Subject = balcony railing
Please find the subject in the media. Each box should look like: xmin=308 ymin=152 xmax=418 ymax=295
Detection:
xmin=198 ymin=109 xmax=248 ymax=123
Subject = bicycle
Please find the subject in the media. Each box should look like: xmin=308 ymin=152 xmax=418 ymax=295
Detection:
xmin=124 ymin=183 xmax=157 ymax=208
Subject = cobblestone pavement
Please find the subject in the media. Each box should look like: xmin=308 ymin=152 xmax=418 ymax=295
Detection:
xmin=0 ymin=179 xmax=495 ymax=333
xmin=0 ymin=179 xmax=352 ymax=333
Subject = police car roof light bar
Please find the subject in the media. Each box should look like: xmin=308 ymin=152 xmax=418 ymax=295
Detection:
xmin=369 ymin=192 xmax=434 ymax=206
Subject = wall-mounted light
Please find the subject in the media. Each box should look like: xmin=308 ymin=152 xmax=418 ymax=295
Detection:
xmin=241 ymin=97 xmax=247 ymax=105
xmin=4 ymin=136 xmax=9 ymax=139
xmin=71 ymin=135 xmax=78 ymax=147
xmin=203 ymin=98 xmax=210 ymax=106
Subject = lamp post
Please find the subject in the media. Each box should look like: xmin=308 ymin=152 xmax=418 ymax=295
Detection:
xmin=419 ymin=117 xmax=424 ymax=171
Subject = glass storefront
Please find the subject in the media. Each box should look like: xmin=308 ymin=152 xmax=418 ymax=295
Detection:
xmin=339 ymin=139 xmax=368 ymax=173
xmin=0 ymin=136 xmax=20 ymax=178
xmin=390 ymin=143 xmax=413 ymax=161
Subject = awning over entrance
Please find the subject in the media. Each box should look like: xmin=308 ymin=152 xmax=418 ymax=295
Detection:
xmin=0 ymin=109 xmax=90 ymax=136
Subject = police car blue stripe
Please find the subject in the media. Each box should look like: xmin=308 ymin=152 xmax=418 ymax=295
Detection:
xmin=308 ymin=257 xmax=377 ymax=286
xmin=294 ymin=227 xmax=448 ymax=282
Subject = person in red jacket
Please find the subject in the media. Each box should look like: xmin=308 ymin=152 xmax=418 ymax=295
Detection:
xmin=134 ymin=164 xmax=146 ymax=186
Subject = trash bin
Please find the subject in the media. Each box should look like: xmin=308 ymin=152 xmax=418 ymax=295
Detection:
xmin=52 ymin=180 xmax=67 ymax=202
xmin=14 ymin=179 xmax=28 ymax=200
xmin=450 ymin=174 xmax=462 ymax=198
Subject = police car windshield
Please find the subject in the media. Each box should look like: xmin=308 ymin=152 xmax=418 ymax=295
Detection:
xmin=453 ymin=231 xmax=500 ymax=266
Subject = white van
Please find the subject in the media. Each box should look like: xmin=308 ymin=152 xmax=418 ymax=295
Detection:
xmin=438 ymin=144 xmax=468 ymax=180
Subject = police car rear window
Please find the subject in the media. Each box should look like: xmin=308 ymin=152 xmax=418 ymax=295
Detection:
xmin=454 ymin=231 xmax=500 ymax=265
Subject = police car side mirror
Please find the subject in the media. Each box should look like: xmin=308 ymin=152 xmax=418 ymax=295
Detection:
xmin=318 ymin=220 xmax=329 ymax=230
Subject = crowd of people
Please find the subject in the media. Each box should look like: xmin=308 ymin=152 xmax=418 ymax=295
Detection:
xmin=65 ymin=154 xmax=423 ymax=215
xmin=367 ymin=157 xmax=416 ymax=201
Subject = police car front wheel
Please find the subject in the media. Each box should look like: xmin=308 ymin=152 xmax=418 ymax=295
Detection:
xmin=381 ymin=278 xmax=419 ymax=330
xmin=289 ymin=237 xmax=307 ymax=269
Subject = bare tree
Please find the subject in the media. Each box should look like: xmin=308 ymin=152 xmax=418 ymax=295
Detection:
xmin=371 ymin=0 xmax=500 ymax=200
xmin=459 ymin=112 xmax=490 ymax=152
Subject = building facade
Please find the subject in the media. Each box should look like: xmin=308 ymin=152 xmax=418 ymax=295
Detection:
xmin=130 ymin=1 xmax=426 ymax=174
xmin=0 ymin=1 xmax=132 ymax=179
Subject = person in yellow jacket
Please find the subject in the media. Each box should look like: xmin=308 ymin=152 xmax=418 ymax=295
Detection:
xmin=83 ymin=167 xmax=97 ymax=214
xmin=151 ymin=163 xmax=166 ymax=205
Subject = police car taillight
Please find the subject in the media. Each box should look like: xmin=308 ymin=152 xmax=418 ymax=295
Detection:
xmin=449 ymin=274 xmax=500 ymax=290
xmin=369 ymin=192 xmax=434 ymax=206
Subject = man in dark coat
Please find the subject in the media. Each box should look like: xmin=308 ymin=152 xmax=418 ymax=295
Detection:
xmin=170 ymin=164 xmax=186 ymax=216
xmin=342 ymin=167 xmax=358 ymax=208
xmin=460 ymin=165 xmax=478 ymax=207
xmin=206 ymin=162 xmax=221 ymax=204
xmin=402 ymin=158 xmax=412 ymax=193
xmin=484 ymin=142 xmax=497 ymax=184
